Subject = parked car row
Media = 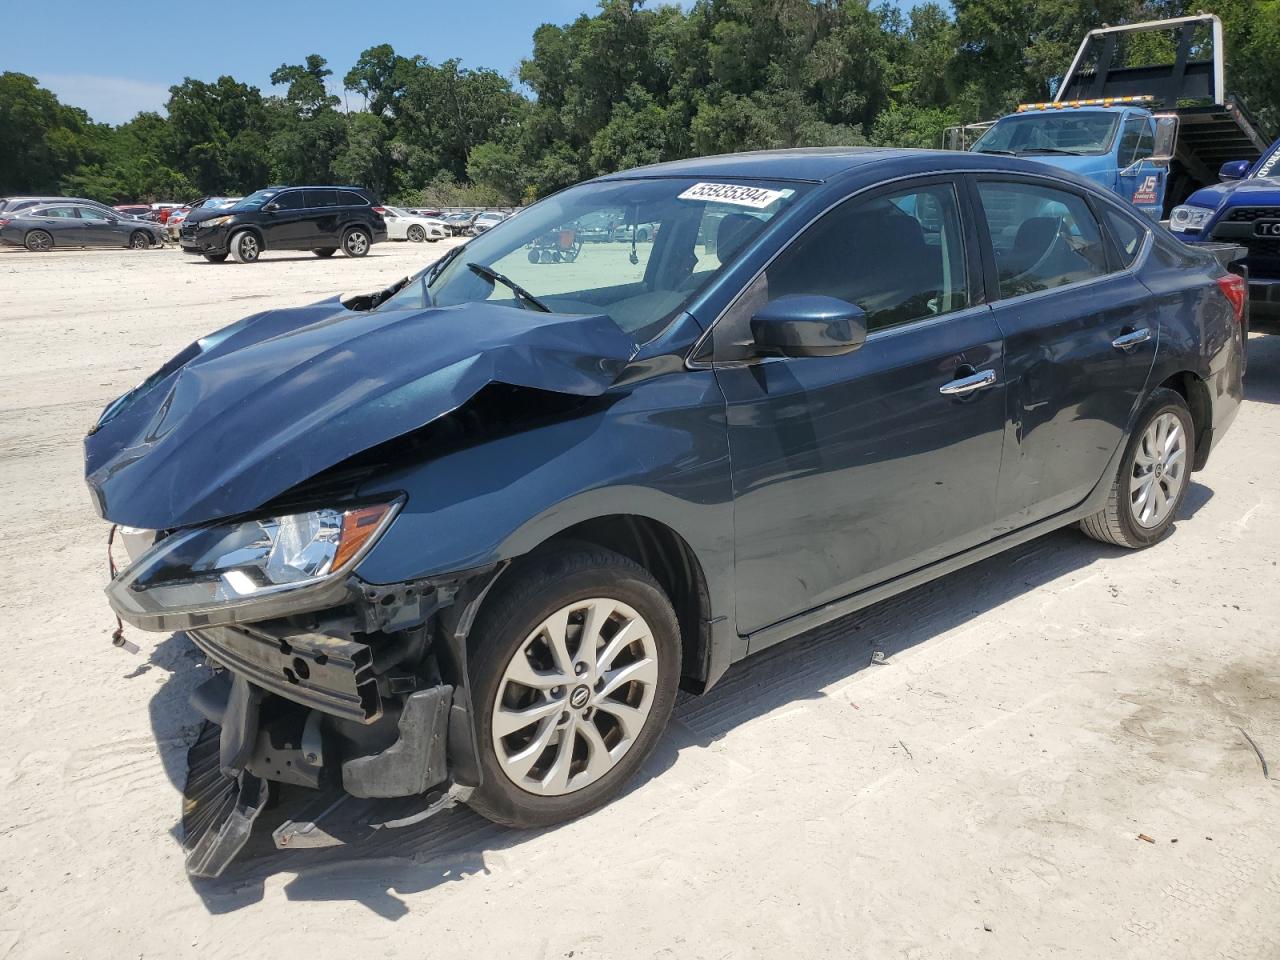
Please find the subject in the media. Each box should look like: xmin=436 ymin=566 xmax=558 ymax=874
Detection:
xmin=0 ymin=199 xmax=164 ymax=251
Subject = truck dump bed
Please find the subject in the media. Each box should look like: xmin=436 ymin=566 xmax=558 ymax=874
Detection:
xmin=1057 ymin=15 xmax=1269 ymax=196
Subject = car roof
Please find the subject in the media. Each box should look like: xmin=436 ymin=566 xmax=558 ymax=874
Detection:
xmin=596 ymin=146 xmax=1099 ymax=184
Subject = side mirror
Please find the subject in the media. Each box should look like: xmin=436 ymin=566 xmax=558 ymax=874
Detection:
xmin=1150 ymin=115 xmax=1179 ymax=165
xmin=263 ymin=202 xmax=280 ymax=213
xmin=1219 ymin=160 xmax=1251 ymax=181
xmin=750 ymin=295 xmax=867 ymax=358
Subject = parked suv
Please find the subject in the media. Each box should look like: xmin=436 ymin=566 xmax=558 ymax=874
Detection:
xmin=178 ymin=186 xmax=387 ymax=263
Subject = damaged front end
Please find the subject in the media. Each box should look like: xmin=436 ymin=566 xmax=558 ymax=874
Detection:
xmin=88 ymin=292 xmax=637 ymax=877
xmin=110 ymin=519 xmax=503 ymax=878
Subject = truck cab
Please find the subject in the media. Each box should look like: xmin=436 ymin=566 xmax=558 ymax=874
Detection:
xmin=1171 ymin=138 xmax=1280 ymax=316
xmin=969 ymin=101 xmax=1172 ymax=219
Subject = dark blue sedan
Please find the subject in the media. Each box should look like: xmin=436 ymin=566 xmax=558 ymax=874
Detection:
xmin=86 ymin=148 xmax=1245 ymax=875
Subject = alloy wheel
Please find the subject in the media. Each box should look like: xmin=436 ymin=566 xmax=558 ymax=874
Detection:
xmin=491 ymin=597 xmax=658 ymax=796
xmin=238 ymin=234 xmax=259 ymax=261
xmin=345 ymin=231 xmax=369 ymax=255
xmin=26 ymin=231 xmax=52 ymax=252
xmin=1130 ymin=411 xmax=1187 ymax=528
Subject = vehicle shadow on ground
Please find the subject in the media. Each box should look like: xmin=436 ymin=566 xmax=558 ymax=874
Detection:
xmin=1245 ymin=330 xmax=1280 ymax=404
xmin=185 ymin=254 xmax=399 ymax=266
xmin=146 ymin=482 xmax=1216 ymax=918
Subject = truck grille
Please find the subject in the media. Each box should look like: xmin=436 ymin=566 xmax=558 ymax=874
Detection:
xmin=1224 ymin=207 xmax=1280 ymax=223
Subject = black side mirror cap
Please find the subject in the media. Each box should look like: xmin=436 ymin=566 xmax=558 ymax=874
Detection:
xmin=750 ymin=295 xmax=868 ymax=358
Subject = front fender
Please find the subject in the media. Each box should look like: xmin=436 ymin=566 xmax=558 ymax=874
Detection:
xmin=353 ymin=365 xmax=736 ymax=627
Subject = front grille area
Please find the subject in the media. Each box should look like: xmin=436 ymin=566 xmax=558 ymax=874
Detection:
xmin=1224 ymin=207 xmax=1280 ymax=223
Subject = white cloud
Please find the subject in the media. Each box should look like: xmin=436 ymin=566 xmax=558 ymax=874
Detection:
xmin=37 ymin=74 xmax=171 ymax=125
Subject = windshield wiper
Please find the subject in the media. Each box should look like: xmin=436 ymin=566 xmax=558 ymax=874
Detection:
xmin=975 ymin=148 xmax=1018 ymax=156
xmin=1017 ymin=147 xmax=1083 ymax=156
xmin=466 ymin=262 xmax=551 ymax=313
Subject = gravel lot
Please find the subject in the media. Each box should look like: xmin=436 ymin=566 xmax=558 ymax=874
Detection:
xmin=1 ymin=241 xmax=1278 ymax=959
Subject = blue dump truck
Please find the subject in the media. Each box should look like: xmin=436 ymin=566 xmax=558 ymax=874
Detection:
xmin=1169 ymin=137 xmax=1280 ymax=317
xmin=947 ymin=15 xmax=1271 ymax=221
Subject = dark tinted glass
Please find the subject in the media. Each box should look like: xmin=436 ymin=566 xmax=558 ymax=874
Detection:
xmin=272 ymin=191 xmax=307 ymax=211
xmin=1100 ymin=205 xmax=1146 ymax=267
xmin=306 ymin=189 xmax=339 ymax=207
xmin=977 ymin=181 xmax=1109 ymax=298
xmin=764 ymin=181 xmax=970 ymax=333
xmin=337 ymin=190 xmax=367 ymax=206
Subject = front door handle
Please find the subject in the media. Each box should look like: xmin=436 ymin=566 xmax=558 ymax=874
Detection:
xmin=939 ymin=369 xmax=997 ymax=396
xmin=1111 ymin=327 xmax=1152 ymax=350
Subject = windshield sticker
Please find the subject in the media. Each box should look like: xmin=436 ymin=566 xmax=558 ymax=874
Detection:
xmin=678 ymin=182 xmax=791 ymax=209
xmin=1259 ymin=150 xmax=1278 ymax=178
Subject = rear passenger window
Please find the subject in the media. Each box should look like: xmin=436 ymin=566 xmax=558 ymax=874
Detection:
xmin=1099 ymin=206 xmax=1146 ymax=267
xmin=306 ymin=189 xmax=339 ymax=207
xmin=337 ymin=190 xmax=367 ymax=206
xmin=977 ymin=181 xmax=1109 ymax=298
xmin=765 ymin=182 xmax=970 ymax=333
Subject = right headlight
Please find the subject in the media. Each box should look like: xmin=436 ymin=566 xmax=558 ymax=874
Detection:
xmin=201 ymin=215 xmax=233 ymax=229
xmin=107 ymin=500 xmax=401 ymax=628
xmin=1169 ymin=205 xmax=1212 ymax=233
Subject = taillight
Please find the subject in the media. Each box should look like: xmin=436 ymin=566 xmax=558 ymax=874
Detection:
xmin=0 ymin=218 xmax=9 ymax=227
xmin=371 ymin=206 xmax=386 ymax=215
xmin=1216 ymin=273 xmax=1246 ymax=323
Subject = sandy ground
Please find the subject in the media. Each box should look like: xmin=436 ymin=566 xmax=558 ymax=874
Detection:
xmin=1 ymin=239 xmax=1278 ymax=960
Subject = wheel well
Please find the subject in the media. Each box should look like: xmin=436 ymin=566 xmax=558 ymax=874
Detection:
xmin=229 ymin=225 xmax=265 ymax=248
xmin=533 ymin=516 xmax=712 ymax=692
xmin=1157 ymin=371 xmax=1211 ymax=468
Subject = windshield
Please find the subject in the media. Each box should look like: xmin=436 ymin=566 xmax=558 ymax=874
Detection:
xmin=972 ymin=111 xmax=1120 ymax=156
xmin=234 ymin=189 xmax=281 ymax=211
xmin=379 ymin=176 xmax=809 ymax=343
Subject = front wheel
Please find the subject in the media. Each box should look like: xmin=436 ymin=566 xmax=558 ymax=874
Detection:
xmin=228 ymin=230 xmax=260 ymax=263
xmin=406 ymin=225 xmax=425 ymax=243
xmin=342 ymin=227 xmax=371 ymax=257
xmin=1080 ymin=387 xmax=1193 ymax=548
xmin=25 ymin=230 xmax=53 ymax=252
xmin=128 ymin=230 xmax=151 ymax=250
xmin=466 ymin=547 xmax=681 ymax=828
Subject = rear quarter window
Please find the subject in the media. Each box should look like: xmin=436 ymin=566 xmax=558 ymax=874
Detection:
xmin=338 ymin=190 xmax=368 ymax=206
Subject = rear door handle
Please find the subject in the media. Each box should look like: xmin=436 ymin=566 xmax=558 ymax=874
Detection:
xmin=939 ymin=369 xmax=997 ymax=396
xmin=1111 ymin=327 xmax=1152 ymax=350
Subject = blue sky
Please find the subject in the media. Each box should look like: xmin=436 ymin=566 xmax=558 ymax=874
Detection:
xmin=14 ymin=0 xmax=930 ymax=126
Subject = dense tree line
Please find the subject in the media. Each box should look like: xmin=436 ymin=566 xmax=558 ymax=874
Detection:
xmin=1 ymin=0 xmax=1276 ymax=206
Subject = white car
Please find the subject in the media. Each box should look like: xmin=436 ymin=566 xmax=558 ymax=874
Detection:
xmin=383 ymin=206 xmax=448 ymax=243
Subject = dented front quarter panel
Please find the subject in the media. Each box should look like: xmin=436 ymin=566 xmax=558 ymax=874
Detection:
xmin=84 ymin=297 xmax=638 ymax=530
xmin=352 ymin=313 xmax=738 ymax=638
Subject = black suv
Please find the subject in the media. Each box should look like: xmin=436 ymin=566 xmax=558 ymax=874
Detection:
xmin=178 ymin=186 xmax=388 ymax=264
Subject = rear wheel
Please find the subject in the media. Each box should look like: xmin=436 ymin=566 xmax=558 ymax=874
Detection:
xmin=1080 ymin=387 xmax=1193 ymax=549
xmin=406 ymin=224 xmax=426 ymax=243
xmin=24 ymin=230 xmax=53 ymax=252
xmin=128 ymin=230 xmax=151 ymax=250
xmin=228 ymin=230 xmax=260 ymax=264
xmin=203 ymin=252 xmax=228 ymax=263
xmin=342 ymin=227 xmax=371 ymax=257
xmin=467 ymin=547 xmax=681 ymax=828
xmin=312 ymin=247 xmax=337 ymax=258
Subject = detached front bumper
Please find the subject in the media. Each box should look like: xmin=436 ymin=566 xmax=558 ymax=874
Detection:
xmin=179 ymin=224 xmax=230 ymax=255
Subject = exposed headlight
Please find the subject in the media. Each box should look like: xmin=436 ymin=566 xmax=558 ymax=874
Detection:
xmin=108 ymin=500 xmax=401 ymax=626
xmin=201 ymin=216 xmax=233 ymax=229
xmin=1169 ymin=205 xmax=1212 ymax=233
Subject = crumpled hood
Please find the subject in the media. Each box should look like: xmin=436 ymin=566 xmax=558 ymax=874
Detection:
xmin=85 ymin=297 xmax=637 ymax=529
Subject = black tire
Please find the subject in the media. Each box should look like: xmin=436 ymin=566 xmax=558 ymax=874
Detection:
xmin=203 ymin=252 xmax=229 ymax=263
xmin=636 ymin=227 xmax=651 ymax=242
xmin=312 ymin=247 xmax=337 ymax=258
xmin=24 ymin=230 xmax=53 ymax=252
xmin=1080 ymin=387 xmax=1194 ymax=549
xmin=342 ymin=227 xmax=371 ymax=258
xmin=229 ymin=230 xmax=260 ymax=264
xmin=466 ymin=546 xmax=681 ymax=829
xmin=406 ymin=224 xmax=426 ymax=243
xmin=528 ymin=249 xmax=539 ymax=263
xmin=128 ymin=230 xmax=151 ymax=250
